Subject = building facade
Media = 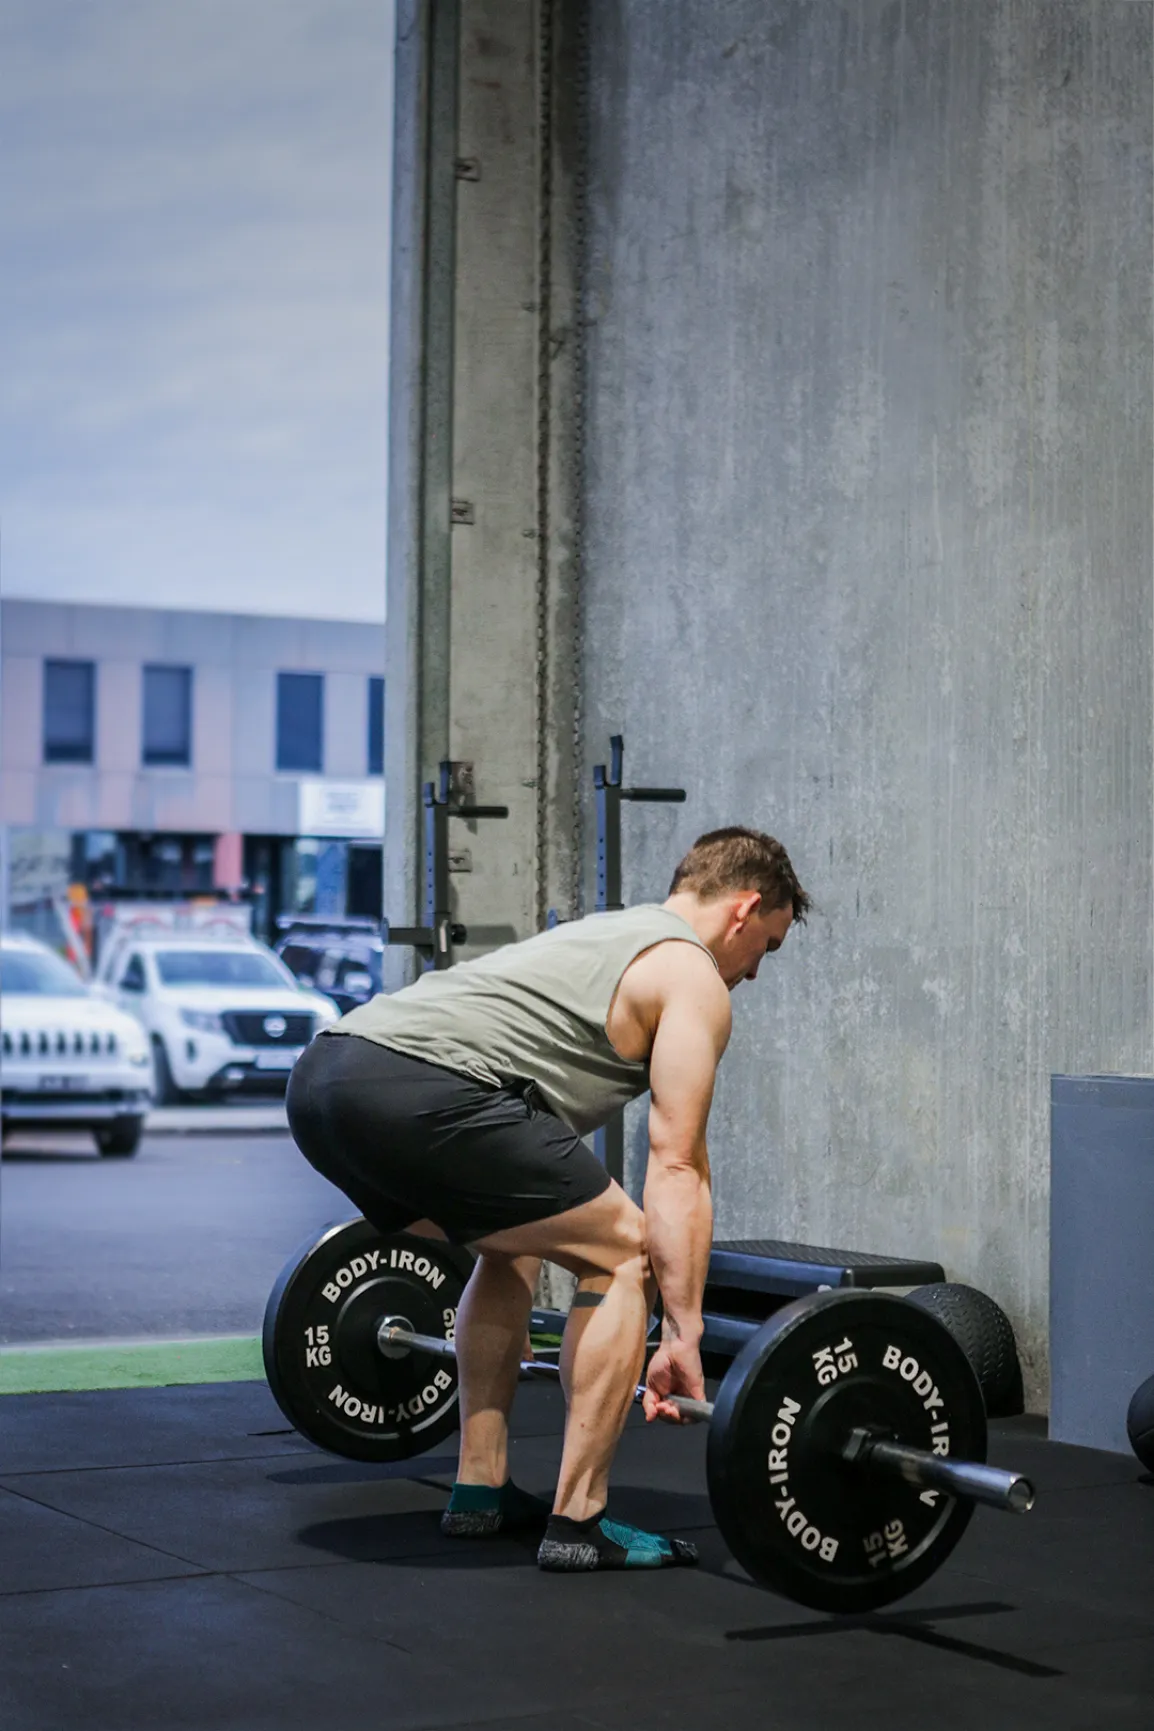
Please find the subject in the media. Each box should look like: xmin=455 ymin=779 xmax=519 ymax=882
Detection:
xmin=0 ymin=600 xmax=386 ymax=950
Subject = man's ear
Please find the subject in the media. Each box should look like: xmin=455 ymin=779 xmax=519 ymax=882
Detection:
xmin=734 ymin=890 xmax=763 ymax=927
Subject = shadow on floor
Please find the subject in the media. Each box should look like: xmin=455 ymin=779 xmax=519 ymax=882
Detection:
xmin=726 ymin=1599 xmax=1064 ymax=1680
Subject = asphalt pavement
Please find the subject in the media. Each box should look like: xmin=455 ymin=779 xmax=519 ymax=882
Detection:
xmin=0 ymin=1118 xmax=349 ymax=1346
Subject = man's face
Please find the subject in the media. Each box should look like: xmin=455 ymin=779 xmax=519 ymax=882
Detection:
xmin=720 ymin=898 xmax=793 ymax=990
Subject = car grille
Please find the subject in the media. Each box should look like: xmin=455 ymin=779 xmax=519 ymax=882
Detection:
xmin=221 ymin=1011 xmax=314 ymax=1047
xmin=1 ymin=1089 xmax=144 ymax=1107
xmin=2 ymin=1028 xmax=119 ymax=1059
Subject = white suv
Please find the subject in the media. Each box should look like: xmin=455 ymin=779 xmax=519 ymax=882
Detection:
xmin=97 ymin=935 xmax=339 ymax=1103
xmin=0 ymin=933 xmax=154 ymax=1156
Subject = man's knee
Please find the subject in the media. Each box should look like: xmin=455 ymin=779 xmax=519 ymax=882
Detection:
xmin=473 ymin=1248 xmax=541 ymax=1288
xmin=617 ymin=1211 xmax=649 ymax=1279
xmin=576 ymin=1200 xmax=648 ymax=1284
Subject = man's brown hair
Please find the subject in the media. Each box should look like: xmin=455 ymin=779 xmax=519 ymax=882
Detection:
xmin=669 ymin=827 xmax=811 ymax=923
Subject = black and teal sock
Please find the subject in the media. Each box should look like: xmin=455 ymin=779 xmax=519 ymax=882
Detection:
xmin=441 ymin=1479 xmax=553 ymax=1538
xmin=537 ymin=1509 xmax=698 ymax=1572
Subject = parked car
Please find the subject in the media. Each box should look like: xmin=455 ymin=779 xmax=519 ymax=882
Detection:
xmin=0 ymin=932 xmax=154 ymax=1156
xmin=275 ymin=917 xmax=385 ymax=1015
xmin=94 ymin=933 xmax=340 ymax=1103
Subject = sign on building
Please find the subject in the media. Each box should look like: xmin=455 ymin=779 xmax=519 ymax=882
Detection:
xmin=297 ymin=779 xmax=385 ymax=838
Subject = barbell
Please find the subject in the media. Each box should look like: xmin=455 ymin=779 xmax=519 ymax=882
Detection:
xmin=263 ymin=1219 xmax=1035 ymax=1614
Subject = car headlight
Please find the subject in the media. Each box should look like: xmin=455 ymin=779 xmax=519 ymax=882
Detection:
xmin=180 ymin=1008 xmax=223 ymax=1033
xmin=312 ymin=998 xmax=340 ymax=1026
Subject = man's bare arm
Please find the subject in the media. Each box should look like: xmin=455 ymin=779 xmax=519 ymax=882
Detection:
xmin=643 ymin=953 xmax=732 ymax=1356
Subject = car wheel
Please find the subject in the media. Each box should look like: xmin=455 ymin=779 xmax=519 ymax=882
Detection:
xmin=151 ymin=1036 xmax=181 ymax=1105
xmin=95 ymin=1116 xmax=145 ymax=1158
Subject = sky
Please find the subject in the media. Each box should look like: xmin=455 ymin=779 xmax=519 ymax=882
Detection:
xmin=1 ymin=0 xmax=393 ymax=623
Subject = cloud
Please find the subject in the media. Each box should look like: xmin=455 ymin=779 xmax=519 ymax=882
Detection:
xmin=0 ymin=0 xmax=393 ymax=622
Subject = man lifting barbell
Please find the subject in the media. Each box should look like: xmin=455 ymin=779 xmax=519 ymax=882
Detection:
xmin=264 ymin=1226 xmax=1036 ymax=1611
xmin=286 ymin=827 xmax=808 ymax=1573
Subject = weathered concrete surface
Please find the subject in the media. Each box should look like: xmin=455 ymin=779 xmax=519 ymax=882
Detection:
xmin=384 ymin=0 xmax=584 ymax=989
xmin=383 ymin=0 xmax=457 ymax=990
xmin=582 ymin=0 xmax=1153 ymax=1404
xmin=448 ymin=1 xmax=545 ymax=946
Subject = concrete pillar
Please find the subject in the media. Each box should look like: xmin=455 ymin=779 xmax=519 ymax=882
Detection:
xmin=384 ymin=0 xmax=460 ymax=987
xmin=385 ymin=0 xmax=584 ymax=983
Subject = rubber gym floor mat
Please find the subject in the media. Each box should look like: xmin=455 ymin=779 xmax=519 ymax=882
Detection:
xmin=557 ymin=1640 xmax=1154 ymax=1731
xmin=0 ymin=1485 xmax=208 ymax=1597
xmin=0 ymin=1572 xmax=558 ymax=1731
xmin=0 ymin=1378 xmax=307 ymax=1475
xmin=0 ymin=1456 xmax=463 ymax=1577
xmin=5 ymin=1545 xmax=1150 ymax=1731
xmin=944 ymin=1478 xmax=1154 ymax=1622
xmin=0 ymin=1375 xmax=573 ymax=1477
xmin=231 ymin=1546 xmax=1154 ymax=1730
xmin=3 ymin=1380 xmax=1154 ymax=1730
xmin=987 ymin=1424 xmax=1146 ymax=1491
xmin=723 ymin=1584 xmax=1150 ymax=1663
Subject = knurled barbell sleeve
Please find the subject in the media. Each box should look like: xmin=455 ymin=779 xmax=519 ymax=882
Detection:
xmin=844 ymin=1429 xmax=1035 ymax=1514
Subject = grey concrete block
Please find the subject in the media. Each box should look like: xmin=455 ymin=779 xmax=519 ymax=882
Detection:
xmin=1050 ymin=1074 xmax=1154 ymax=1455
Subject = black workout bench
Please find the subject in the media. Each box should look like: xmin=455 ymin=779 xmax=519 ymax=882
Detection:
xmin=701 ymin=1239 xmax=946 ymax=1358
xmin=531 ymin=1239 xmax=947 ymax=1358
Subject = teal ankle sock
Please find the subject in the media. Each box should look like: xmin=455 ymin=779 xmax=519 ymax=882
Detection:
xmin=446 ymin=1482 xmax=506 ymax=1515
xmin=538 ymin=1511 xmax=699 ymax=1572
xmin=441 ymin=1479 xmax=552 ymax=1538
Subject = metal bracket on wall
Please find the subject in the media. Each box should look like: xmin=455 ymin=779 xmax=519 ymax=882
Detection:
xmin=450 ymin=499 xmax=475 ymax=525
xmin=453 ymin=156 xmax=481 ymax=181
xmin=592 ymin=735 xmax=687 ymax=1186
xmin=382 ymin=762 xmax=508 ymax=971
xmin=594 ymin=734 xmax=686 ymax=913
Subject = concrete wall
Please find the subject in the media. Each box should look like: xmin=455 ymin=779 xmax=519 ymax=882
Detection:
xmin=1 ymin=600 xmax=386 ymax=837
xmin=581 ymin=0 xmax=1153 ymax=1403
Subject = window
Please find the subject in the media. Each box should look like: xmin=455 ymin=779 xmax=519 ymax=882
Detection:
xmin=154 ymin=949 xmax=288 ymax=988
xmin=142 ymin=665 xmax=192 ymax=766
xmin=2 ymin=947 xmax=88 ymax=997
xmin=276 ymin=672 xmax=324 ymax=772
xmin=278 ymin=943 xmax=320 ymax=984
xmin=43 ymin=660 xmax=95 ymax=764
xmin=120 ymin=954 xmax=146 ymax=993
xmin=368 ymin=675 xmax=384 ymax=776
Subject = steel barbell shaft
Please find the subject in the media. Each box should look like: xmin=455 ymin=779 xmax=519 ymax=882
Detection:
xmin=844 ymin=1429 xmax=1035 ymax=1515
xmin=376 ymin=1323 xmax=1033 ymax=1509
xmin=376 ymin=1321 xmax=714 ymax=1421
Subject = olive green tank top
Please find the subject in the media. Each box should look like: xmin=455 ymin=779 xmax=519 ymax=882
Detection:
xmin=330 ymin=904 xmax=715 ymax=1135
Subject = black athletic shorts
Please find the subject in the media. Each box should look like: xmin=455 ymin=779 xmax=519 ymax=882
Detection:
xmin=285 ymin=1031 xmax=612 ymax=1245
